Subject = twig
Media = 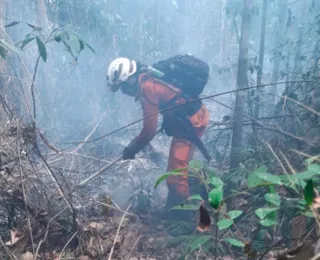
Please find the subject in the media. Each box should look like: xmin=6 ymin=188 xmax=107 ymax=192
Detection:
xmin=38 ymin=129 xmax=60 ymax=154
xmin=126 ymin=235 xmax=143 ymax=260
xmin=57 ymin=231 xmax=78 ymax=260
xmin=279 ymin=150 xmax=296 ymax=174
xmin=281 ymin=95 xmax=320 ymax=116
xmin=35 ymin=207 xmax=68 ymax=257
xmin=35 ymin=145 xmax=74 ymax=212
xmin=211 ymin=98 xmax=316 ymax=146
xmin=214 ymin=211 xmax=219 ymax=260
xmin=289 ymin=149 xmax=320 ymax=162
xmin=62 ymin=152 xmax=110 ymax=164
xmin=108 ymin=204 xmax=132 ymax=260
xmin=265 ymin=142 xmax=298 ymax=193
xmin=71 ymin=111 xmax=107 ymax=153
xmin=30 ymin=55 xmax=41 ymax=123
xmin=0 ymin=238 xmax=17 ymax=260
xmin=311 ymin=252 xmax=320 ymax=260
xmin=76 ymin=156 xmax=122 ymax=187
xmin=16 ymin=121 xmax=35 ymax=255
xmin=62 ymin=80 xmax=318 ymax=145
xmin=91 ymin=200 xmax=135 ymax=216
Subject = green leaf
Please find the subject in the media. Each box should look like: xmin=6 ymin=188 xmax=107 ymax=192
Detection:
xmin=227 ymin=210 xmax=243 ymax=220
xmin=207 ymin=177 xmax=224 ymax=189
xmin=65 ymin=33 xmax=82 ymax=53
xmin=27 ymin=23 xmax=42 ymax=31
xmin=67 ymin=30 xmax=95 ymax=53
xmin=189 ymin=235 xmax=212 ymax=251
xmin=280 ymin=164 xmax=320 ymax=184
xmin=36 ymin=37 xmax=47 ymax=62
xmin=189 ymin=194 xmax=203 ymax=200
xmin=307 ymin=163 xmax=320 ymax=173
xmin=83 ymin=40 xmax=95 ymax=53
xmin=294 ymin=171 xmax=318 ymax=180
xmin=259 ymin=218 xmax=277 ymax=227
xmin=189 ymin=160 xmax=204 ymax=171
xmin=304 ymin=179 xmax=314 ymax=206
xmin=208 ymin=188 xmax=223 ymax=209
xmin=0 ymin=39 xmax=23 ymax=55
xmin=306 ymin=157 xmax=320 ymax=165
xmin=217 ymin=219 xmax=233 ymax=230
xmin=255 ymin=207 xmax=279 ymax=220
xmin=269 ymin=185 xmax=276 ymax=194
xmin=264 ymin=193 xmax=281 ymax=206
xmin=222 ymin=238 xmax=245 ymax=247
xmin=79 ymin=40 xmax=85 ymax=52
xmin=247 ymin=166 xmax=268 ymax=188
xmin=20 ymin=36 xmax=35 ymax=49
xmin=256 ymin=172 xmax=282 ymax=185
xmin=0 ymin=46 xmax=6 ymax=59
xmin=154 ymin=168 xmax=188 ymax=189
xmin=302 ymin=211 xmax=314 ymax=218
xmin=4 ymin=21 xmax=20 ymax=27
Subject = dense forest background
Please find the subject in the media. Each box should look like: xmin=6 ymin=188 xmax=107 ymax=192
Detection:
xmin=0 ymin=0 xmax=319 ymax=259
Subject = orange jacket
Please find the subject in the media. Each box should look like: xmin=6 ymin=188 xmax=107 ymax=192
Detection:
xmin=129 ymin=73 xmax=209 ymax=153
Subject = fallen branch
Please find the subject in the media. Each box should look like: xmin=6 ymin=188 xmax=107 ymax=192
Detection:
xmin=58 ymin=231 xmax=78 ymax=259
xmin=108 ymin=204 xmax=132 ymax=260
xmin=281 ymin=95 xmax=320 ymax=117
xmin=38 ymin=129 xmax=60 ymax=154
xmin=76 ymin=156 xmax=122 ymax=187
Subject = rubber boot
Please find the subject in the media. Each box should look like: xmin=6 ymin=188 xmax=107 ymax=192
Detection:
xmin=163 ymin=190 xmax=195 ymax=236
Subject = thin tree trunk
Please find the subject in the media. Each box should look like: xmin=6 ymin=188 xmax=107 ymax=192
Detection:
xmin=0 ymin=0 xmax=5 ymax=75
xmin=36 ymin=0 xmax=49 ymax=27
xmin=268 ymin=0 xmax=288 ymax=104
xmin=229 ymin=0 xmax=252 ymax=171
xmin=251 ymin=0 xmax=268 ymax=163
xmin=291 ymin=0 xmax=307 ymax=85
xmin=219 ymin=0 xmax=230 ymax=67
xmin=254 ymin=0 xmax=268 ymax=119
xmin=0 ymin=0 xmax=5 ymax=120
xmin=35 ymin=0 xmax=54 ymax=128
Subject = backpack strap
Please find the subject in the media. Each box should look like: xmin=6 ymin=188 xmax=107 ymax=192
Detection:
xmin=179 ymin=117 xmax=212 ymax=161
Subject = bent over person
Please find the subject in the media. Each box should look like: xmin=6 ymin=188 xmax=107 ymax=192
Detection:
xmin=106 ymin=55 xmax=210 ymax=220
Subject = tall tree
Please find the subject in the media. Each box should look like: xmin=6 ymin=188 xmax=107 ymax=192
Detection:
xmin=35 ymin=0 xmax=54 ymax=128
xmin=0 ymin=0 xmax=5 ymax=120
xmin=0 ymin=0 xmax=5 ymax=76
xmin=291 ymin=0 xmax=308 ymax=85
xmin=268 ymin=0 xmax=288 ymax=104
xmin=254 ymin=0 xmax=268 ymax=119
xmin=229 ymin=0 xmax=252 ymax=171
xmin=219 ymin=0 xmax=231 ymax=67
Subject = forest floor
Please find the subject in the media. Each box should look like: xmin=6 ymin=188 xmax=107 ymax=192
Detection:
xmin=0 ymin=121 xmax=318 ymax=260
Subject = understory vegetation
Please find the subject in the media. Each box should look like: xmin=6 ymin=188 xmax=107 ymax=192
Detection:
xmin=0 ymin=0 xmax=319 ymax=259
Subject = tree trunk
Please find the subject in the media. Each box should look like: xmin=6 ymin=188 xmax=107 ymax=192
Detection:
xmin=0 ymin=0 xmax=5 ymax=75
xmin=254 ymin=0 xmax=268 ymax=119
xmin=35 ymin=0 xmax=54 ymax=128
xmin=268 ymin=0 xmax=288 ymax=104
xmin=229 ymin=0 xmax=252 ymax=171
xmin=291 ymin=0 xmax=307 ymax=85
xmin=0 ymin=0 xmax=5 ymax=120
xmin=36 ymin=0 xmax=49 ymax=27
xmin=219 ymin=0 xmax=230 ymax=67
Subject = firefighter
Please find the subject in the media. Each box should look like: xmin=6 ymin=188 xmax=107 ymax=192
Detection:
xmin=106 ymin=57 xmax=209 ymax=219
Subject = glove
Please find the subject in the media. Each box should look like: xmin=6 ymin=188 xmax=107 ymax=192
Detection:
xmin=122 ymin=146 xmax=136 ymax=160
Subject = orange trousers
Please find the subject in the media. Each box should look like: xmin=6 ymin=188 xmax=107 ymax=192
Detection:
xmin=166 ymin=137 xmax=195 ymax=198
xmin=166 ymin=126 xmax=207 ymax=199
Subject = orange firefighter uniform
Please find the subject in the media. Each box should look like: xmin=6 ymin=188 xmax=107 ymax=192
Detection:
xmin=129 ymin=73 xmax=209 ymax=199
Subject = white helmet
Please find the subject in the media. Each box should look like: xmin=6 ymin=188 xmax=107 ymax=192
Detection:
xmin=106 ymin=57 xmax=137 ymax=92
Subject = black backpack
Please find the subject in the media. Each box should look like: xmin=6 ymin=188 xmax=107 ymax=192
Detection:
xmin=151 ymin=54 xmax=210 ymax=98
